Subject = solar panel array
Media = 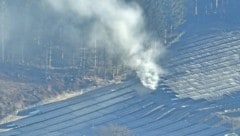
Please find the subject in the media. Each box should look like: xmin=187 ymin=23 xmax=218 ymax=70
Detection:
xmin=0 ymin=31 xmax=239 ymax=136
xmin=166 ymin=31 xmax=240 ymax=100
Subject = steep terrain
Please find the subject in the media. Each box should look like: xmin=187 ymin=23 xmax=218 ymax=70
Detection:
xmin=0 ymin=64 xmax=109 ymax=120
xmin=0 ymin=1 xmax=240 ymax=135
xmin=166 ymin=30 xmax=240 ymax=100
xmin=0 ymin=29 xmax=239 ymax=136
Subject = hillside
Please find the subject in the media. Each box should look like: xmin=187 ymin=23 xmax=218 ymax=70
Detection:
xmin=0 ymin=64 xmax=114 ymax=120
xmin=0 ymin=1 xmax=240 ymax=135
xmin=0 ymin=30 xmax=240 ymax=135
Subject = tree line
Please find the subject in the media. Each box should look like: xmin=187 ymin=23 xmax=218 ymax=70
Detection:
xmin=2 ymin=0 xmax=238 ymax=81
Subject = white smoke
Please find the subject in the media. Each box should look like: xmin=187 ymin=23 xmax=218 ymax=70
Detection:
xmin=47 ymin=0 xmax=165 ymax=90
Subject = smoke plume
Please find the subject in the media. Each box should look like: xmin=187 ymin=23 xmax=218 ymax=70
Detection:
xmin=47 ymin=0 xmax=165 ymax=90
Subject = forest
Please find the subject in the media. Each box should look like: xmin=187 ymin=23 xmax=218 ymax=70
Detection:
xmin=0 ymin=0 xmax=188 ymax=81
xmin=0 ymin=0 xmax=239 ymax=119
xmin=0 ymin=0 xmax=237 ymax=80
xmin=0 ymin=0 xmax=239 ymax=91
